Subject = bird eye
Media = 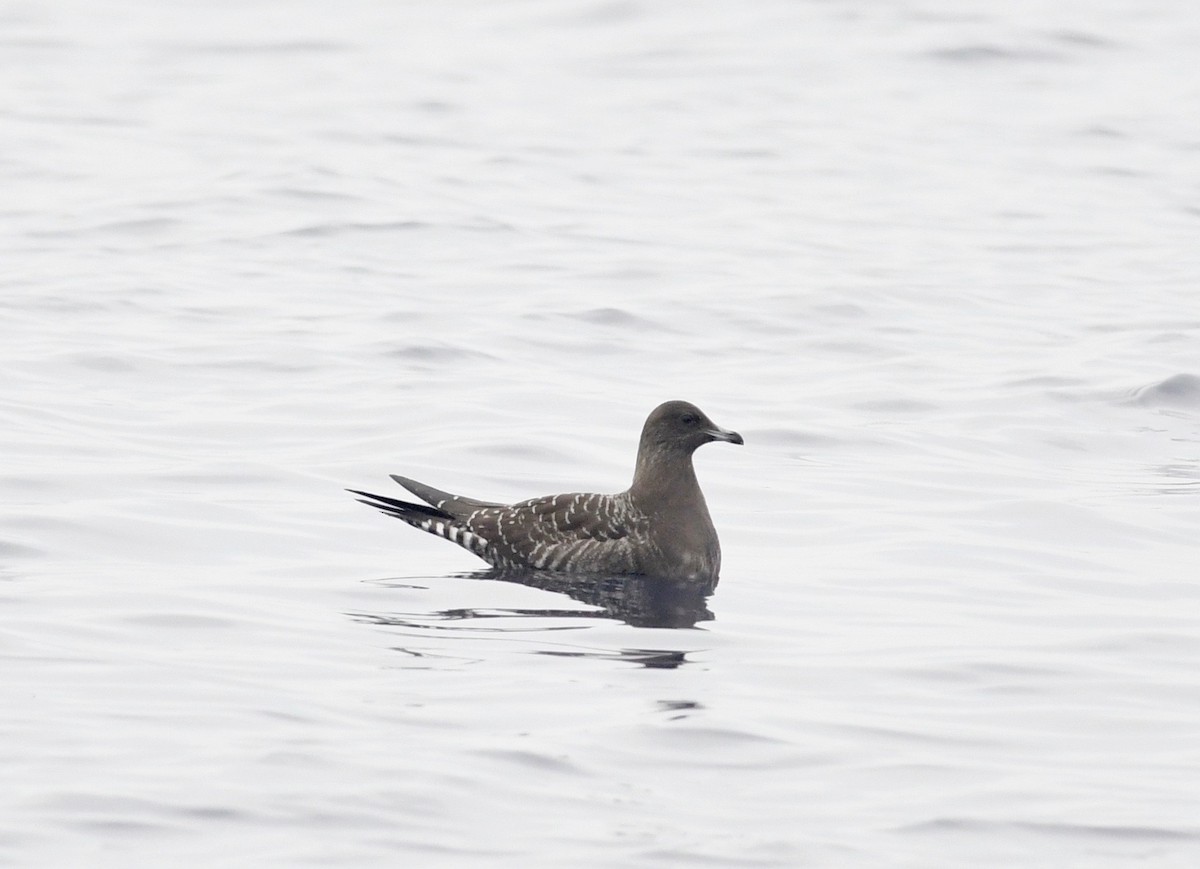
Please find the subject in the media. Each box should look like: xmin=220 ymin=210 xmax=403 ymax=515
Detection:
xmin=680 ymin=413 xmax=698 ymax=425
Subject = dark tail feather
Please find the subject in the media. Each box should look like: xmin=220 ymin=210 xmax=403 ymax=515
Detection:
xmin=347 ymin=489 xmax=454 ymax=523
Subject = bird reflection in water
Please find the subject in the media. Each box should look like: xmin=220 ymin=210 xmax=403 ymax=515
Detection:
xmin=480 ymin=568 xmax=715 ymax=630
xmin=353 ymin=570 xmax=715 ymax=669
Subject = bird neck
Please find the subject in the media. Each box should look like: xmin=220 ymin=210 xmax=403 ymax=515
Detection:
xmin=631 ymin=445 xmax=701 ymax=510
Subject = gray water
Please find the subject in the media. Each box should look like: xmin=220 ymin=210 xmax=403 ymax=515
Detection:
xmin=4 ymin=1 xmax=1200 ymax=866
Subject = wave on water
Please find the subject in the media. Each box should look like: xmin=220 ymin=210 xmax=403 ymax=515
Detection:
xmin=1131 ymin=373 xmax=1200 ymax=410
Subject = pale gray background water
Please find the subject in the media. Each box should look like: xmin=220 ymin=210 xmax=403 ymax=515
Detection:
xmin=4 ymin=0 xmax=1199 ymax=866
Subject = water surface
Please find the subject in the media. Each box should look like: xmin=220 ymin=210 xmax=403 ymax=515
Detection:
xmin=4 ymin=0 xmax=1199 ymax=866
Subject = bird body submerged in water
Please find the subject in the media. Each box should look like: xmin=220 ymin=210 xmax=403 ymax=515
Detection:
xmin=350 ymin=400 xmax=743 ymax=585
